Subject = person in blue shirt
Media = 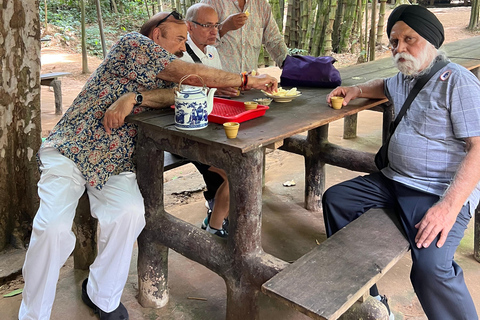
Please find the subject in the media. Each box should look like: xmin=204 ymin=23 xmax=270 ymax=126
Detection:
xmin=324 ymin=5 xmax=480 ymax=320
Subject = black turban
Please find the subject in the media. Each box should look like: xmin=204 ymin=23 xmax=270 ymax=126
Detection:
xmin=387 ymin=5 xmax=444 ymax=49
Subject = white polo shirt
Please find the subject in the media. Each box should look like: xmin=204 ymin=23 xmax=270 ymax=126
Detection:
xmin=180 ymin=34 xmax=223 ymax=69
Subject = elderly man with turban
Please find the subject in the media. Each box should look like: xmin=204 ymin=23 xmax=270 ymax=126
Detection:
xmin=323 ymin=5 xmax=480 ymax=320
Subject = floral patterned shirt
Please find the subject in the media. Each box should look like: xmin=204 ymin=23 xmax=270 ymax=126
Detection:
xmin=201 ymin=0 xmax=288 ymax=73
xmin=40 ymin=32 xmax=177 ymax=189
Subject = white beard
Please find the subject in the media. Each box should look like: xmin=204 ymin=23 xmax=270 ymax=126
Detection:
xmin=393 ymin=45 xmax=437 ymax=77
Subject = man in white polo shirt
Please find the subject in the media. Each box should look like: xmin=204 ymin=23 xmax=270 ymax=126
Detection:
xmin=180 ymin=3 xmax=234 ymax=238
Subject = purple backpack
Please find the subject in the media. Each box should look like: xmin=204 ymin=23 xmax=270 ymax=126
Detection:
xmin=280 ymin=55 xmax=342 ymax=88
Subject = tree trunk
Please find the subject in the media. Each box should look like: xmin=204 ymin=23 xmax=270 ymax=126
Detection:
xmin=81 ymin=0 xmax=89 ymax=73
xmin=311 ymin=0 xmax=331 ymax=56
xmin=376 ymin=0 xmax=387 ymax=45
xmin=95 ymin=0 xmax=108 ymax=58
xmin=468 ymin=0 xmax=480 ymax=30
xmin=351 ymin=0 xmax=365 ymax=54
xmin=300 ymin=0 xmax=311 ymax=50
xmin=303 ymin=0 xmax=318 ymax=52
xmin=44 ymin=0 xmax=48 ymax=33
xmin=284 ymin=0 xmax=293 ymax=46
xmin=369 ymin=0 xmax=377 ymax=61
xmin=364 ymin=0 xmax=369 ymax=60
xmin=324 ymin=0 xmax=338 ymax=55
xmin=145 ymin=0 xmax=151 ymax=17
xmin=269 ymin=0 xmax=283 ymax=32
xmin=332 ymin=0 xmax=345 ymax=52
xmin=111 ymin=0 xmax=119 ymax=14
xmin=338 ymin=0 xmax=357 ymax=52
xmin=0 ymin=0 xmax=42 ymax=250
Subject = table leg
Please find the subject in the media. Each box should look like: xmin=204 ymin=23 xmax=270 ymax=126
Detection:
xmin=381 ymin=102 xmax=394 ymax=144
xmin=223 ymin=148 xmax=265 ymax=320
xmin=343 ymin=114 xmax=358 ymax=139
xmin=51 ymin=79 xmax=63 ymax=115
xmin=136 ymin=133 xmax=169 ymax=308
xmin=304 ymin=125 xmax=328 ymax=212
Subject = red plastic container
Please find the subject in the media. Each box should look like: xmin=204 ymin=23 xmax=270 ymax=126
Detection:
xmin=208 ymin=98 xmax=269 ymax=124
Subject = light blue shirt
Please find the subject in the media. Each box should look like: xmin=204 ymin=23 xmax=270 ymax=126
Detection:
xmin=382 ymin=61 xmax=480 ymax=215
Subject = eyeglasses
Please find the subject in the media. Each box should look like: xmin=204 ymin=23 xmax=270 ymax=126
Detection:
xmin=155 ymin=11 xmax=183 ymax=28
xmin=191 ymin=21 xmax=221 ymax=29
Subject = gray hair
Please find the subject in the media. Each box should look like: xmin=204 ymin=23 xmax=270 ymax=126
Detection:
xmin=185 ymin=3 xmax=215 ymax=21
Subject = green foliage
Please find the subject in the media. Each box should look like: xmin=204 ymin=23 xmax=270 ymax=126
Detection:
xmin=287 ymin=48 xmax=308 ymax=56
xmin=40 ymin=0 xmax=149 ymax=56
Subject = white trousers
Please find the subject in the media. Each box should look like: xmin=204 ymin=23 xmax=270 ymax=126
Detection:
xmin=19 ymin=148 xmax=146 ymax=320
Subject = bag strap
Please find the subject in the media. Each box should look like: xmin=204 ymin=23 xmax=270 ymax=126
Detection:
xmin=185 ymin=43 xmax=202 ymax=64
xmin=389 ymin=59 xmax=448 ymax=136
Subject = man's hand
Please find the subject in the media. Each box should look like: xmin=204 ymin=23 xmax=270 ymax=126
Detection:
xmin=247 ymin=74 xmax=278 ymax=92
xmin=103 ymin=92 xmax=136 ymax=135
xmin=216 ymin=87 xmax=241 ymax=97
xmin=414 ymin=201 xmax=458 ymax=248
xmin=220 ymin=13 xmax=248 ymax=36
xmin=326 ymin=86 xmax=360 ymax=108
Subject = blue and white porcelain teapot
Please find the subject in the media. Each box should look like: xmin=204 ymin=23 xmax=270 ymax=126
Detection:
xmin=174 ymin=75 xmax=217 ymax=130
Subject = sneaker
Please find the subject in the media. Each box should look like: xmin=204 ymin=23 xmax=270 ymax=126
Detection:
xmin=374 ymin=295 xmax=394 ymax=320
xmin=222 ymin=217 xmax=229 ymax=233
xmin=201 ymin=209 xmax=212 ymax=230
xmin=82 ymin=278 xmax=129 ymax=320
xmin=206 ymin=224 xmax=228 ymax=238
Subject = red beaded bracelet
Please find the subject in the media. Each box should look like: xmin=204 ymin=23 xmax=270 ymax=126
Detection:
xmin=240 ymin=72 xmax=248 ymax=90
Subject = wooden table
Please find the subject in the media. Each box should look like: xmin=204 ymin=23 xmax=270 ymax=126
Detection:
xmin=127 ymin=36 xmax=480 ymax=319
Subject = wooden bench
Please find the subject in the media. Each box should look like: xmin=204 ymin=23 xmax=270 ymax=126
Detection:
xmin=72 ymin=151 xmax=190 ymax=270
xmin=40 ymin=72 xmax=71 ymax=115
xmin=262 ymin=208 xmax=409 ymax=320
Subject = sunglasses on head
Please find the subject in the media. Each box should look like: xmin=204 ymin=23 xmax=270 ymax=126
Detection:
xmin=155 ymin=11 xmax=183 ymax=28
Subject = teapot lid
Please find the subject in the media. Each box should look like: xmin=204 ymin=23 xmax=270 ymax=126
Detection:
xmin=179 ymin=85 xmax=204 ymax=93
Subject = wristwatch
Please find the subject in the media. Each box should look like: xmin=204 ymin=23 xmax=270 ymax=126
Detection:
xmin=134 ymin=92 xmax=143 ymax=106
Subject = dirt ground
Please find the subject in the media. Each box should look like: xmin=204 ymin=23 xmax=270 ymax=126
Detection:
xmin=1 ymin=5 xmax=479 ymax=320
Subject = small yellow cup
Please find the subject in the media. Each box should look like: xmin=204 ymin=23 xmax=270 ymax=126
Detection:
xmin=331 ymin=96 xmax=345 ymax=110
xmin=244 ymin=101 xmax=258 ymax=110
xmin=223 ymin=122 xmax=240 ymax=139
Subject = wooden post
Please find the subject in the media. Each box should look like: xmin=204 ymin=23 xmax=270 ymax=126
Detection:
xmin=51 ymin=79 xmax=63 ymax=115
xmin=343 ymin=114 xmax=358 ymax=139
xmin=224 ymin=147 xmax=265 ymax=320
xmin=304 ymin=125 xmax=328 ymax=212
xmin=136 ymin=133 xmax=170 ymax=308
xmin=73 ymin=192 xmax=97 ymax=270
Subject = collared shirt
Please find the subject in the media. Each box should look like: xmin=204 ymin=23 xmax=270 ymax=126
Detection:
xmin=201 ymin=0 xmax=288 ymax=73
xmin=382 ymin=61 xmax=480 ymax=214
xmin=40 ymin=32 xmax=177 ymax=189
xmin=180 ymin=34 xmax=223 ymax=69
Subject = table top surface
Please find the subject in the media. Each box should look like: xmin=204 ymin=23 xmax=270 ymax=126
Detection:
xmin=128 ymin=36 xmax=480 ymax=154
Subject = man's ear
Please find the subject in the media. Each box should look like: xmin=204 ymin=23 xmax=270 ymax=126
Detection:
xmin=186 ymin=21 xmax=193 ymax=33
xmin=150 ymin=27 xmax=160 ymax=41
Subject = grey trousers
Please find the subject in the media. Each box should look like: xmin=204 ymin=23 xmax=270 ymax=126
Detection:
xmin=322 ymin=172 xmax=478 ymax=320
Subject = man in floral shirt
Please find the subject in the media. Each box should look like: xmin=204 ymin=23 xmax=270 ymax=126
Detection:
xmin=19 ymin=11 xmax=277 ymax=320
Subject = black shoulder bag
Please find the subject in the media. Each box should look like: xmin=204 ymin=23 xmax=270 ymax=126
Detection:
xmin=185 ymin=43 xmax=202 ymax=64
xmin=375 ymin=60 xmax=448 ymax=170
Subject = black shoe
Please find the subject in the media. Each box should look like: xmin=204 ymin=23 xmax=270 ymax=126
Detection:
xmin=222 ymin=217 xmax=229 ymax=233
xmin=82 ymin=278 xmax=129 ymax=320
xmin=206 ymin=224 xmax=228 ymax=238
xmin=376 ymin=295 xmax=394 ymax=320
xmin=201 ymin=209 xmax=212 ymax=230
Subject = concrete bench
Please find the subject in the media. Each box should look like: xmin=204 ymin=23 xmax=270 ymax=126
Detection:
xmin=262 ymin=208 xmax=409 ymax=320
xmin=72 ymin=151 xmax=190 ymax=270
xmin=40 ymin=72 xmax=71 ymax=115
